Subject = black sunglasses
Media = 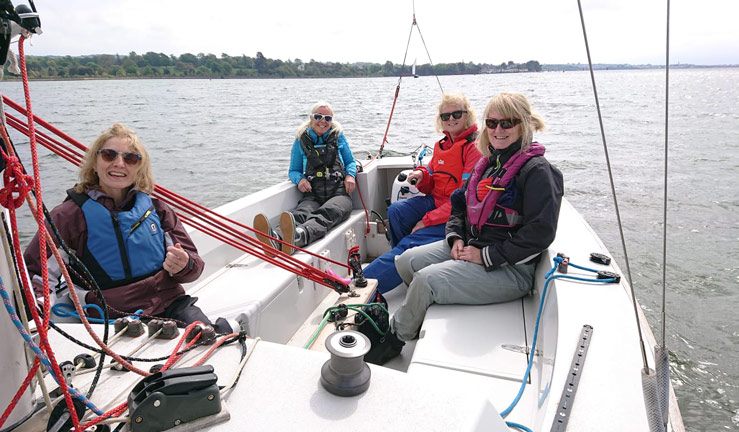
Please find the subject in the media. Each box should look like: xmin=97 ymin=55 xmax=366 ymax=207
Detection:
xmin=97 ymin=148 xmax=142 ymax=165
xmin=312 ymin=113 xmax=333 ymax=122
xmin=485 ymin=118 xmax=520 ymax=130
xmin=439 ymin=110 xmax=467 ymax=121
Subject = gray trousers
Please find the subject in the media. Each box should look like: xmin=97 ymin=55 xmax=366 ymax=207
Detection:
xmin=391 ymin=239 xmax=537 ymax=341
xmin=292 ymin=194 xmax=352 ymax=243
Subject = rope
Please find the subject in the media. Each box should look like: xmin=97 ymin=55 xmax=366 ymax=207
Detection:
xmin=499 ymin=257 xmax=617 ymax=422
xmin=375 ymin=1 xmax=443 ymax=160
xmin=575 ymin=0 xmax=649 ymax=372
xmin=17 ymin=35 xmax=83 ymax=432
xmin=0 ymin=358 xmax=39 ymax=428
xmin=660 ymin=0 xmax=671 ymax=347
xmin=1 ymin=97 xmax=353 ymax=293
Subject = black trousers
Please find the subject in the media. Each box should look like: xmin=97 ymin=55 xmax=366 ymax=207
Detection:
xmin=158 ymin=295 xmax=232 ymax=334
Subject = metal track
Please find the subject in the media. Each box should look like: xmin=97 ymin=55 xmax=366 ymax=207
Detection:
xmin=550 ymin=325 xmax=594 ymax=432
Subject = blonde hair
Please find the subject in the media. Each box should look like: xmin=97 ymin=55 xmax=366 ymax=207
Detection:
xmin=295 ymin=101 xmax=343 ymax=138
xmin=434 ymin=92 xmax=477 ymax=133
xmin=477 ymin=92 xmax=546 ymax=157
xmin=76 ymin=123 xmax=155 ymax=194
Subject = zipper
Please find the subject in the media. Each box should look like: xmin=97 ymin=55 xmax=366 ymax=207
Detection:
xmin=129 ymin=206 xmax=154 ymax=237
xmin=111 ymin=213 xmax=132 ymax=279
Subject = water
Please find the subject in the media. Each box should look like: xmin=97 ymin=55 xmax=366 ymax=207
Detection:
xmin=2 ymin=69 xmax=738 ymax=430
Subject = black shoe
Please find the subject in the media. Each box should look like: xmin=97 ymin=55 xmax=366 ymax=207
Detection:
xmin=362 ymin=329 xmax=405 ymax=365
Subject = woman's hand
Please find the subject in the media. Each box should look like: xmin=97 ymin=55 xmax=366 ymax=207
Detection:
xmin=411 ymin=220 xmax=425 ymax=234
xmin=298 ymin=178 xmax=312 ymax=193
xmin=344 ymin=176 xmax=356 ymax=194
xmin=458 ymin=245 xmax=482 ymax=265
xmin=451 ymin=238 xmax=465 ymax=260
xmin=407 ymin=170 xmax=423 ymax=186
xmin=164 ymin=242 xmax=190 ymax=275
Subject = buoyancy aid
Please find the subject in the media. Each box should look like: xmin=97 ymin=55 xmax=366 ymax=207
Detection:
xmin=67 ymin=190 xmax=166 ymax=289
xmin=466 ymin=143 xmax=546 ymax=232
xmin=429 ymin=127 xmax=478 ymax=198
xmin=299 ymin=129 xmax=347 ymax=204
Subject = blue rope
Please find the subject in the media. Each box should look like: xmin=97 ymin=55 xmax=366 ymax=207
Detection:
xmin=500 ymin=257 xmax=615 ymax=419
xmin=506 ymin=421 xmax=533 ymax=432
xmin=0 ymin=278 xmax=103 ymax=415
xmin=567 ymin=261 xmax=600 ymax=273
xmin=52 ymin=302 xmax=113 ymax=324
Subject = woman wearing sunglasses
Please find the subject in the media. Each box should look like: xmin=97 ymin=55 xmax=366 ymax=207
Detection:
xmin=254 ymin=101 xmax=357 ymax=255
xmin=362 ymin=92 xmax=482 ymax=294
xmin=24 ymin=123 xmax=235 ymax=333
xmin=363 ymin=92 xmax=564 ymax=364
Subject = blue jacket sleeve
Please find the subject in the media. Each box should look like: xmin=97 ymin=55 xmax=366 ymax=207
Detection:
xmin=337 ymin=133 xmax=357 ymax=178
xmin=288 ymin=138 xmax=306 ymax=185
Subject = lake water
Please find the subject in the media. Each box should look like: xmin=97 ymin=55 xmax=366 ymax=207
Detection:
xmin=1 ymin=69 xmax=738 ymax=430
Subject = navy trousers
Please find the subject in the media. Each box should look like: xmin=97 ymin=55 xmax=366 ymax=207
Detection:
xmin=363 ymin=224 xmax=446 ymax=293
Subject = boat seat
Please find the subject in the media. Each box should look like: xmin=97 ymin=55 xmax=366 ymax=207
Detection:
xmin=408 ymin=296 xmax=535 ymax=382
xmin=187 ymin=209 xmax=368 ymax=344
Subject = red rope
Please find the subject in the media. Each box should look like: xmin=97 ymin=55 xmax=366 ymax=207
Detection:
xmin=0 ymin=358 xmax=39 ymax=427
xmin=2 ymin=97 xmax=354 ymax=292
xmin=375 ymin=84 xmax=401 ymax=160
xmin=13 ymin=35 xmax=82 ymax=432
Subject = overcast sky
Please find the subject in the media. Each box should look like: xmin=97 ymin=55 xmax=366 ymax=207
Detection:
xmin=21 ymin=0 xmax=739 ymax=66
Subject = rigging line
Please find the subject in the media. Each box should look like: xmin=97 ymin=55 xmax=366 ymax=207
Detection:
xmin=413 ymin=15 xmax=443 ymax=93
xmin=575 ymin=0 xmax=649 ymax=371
xmin=660 ymin=0 xmax=670 ymax=346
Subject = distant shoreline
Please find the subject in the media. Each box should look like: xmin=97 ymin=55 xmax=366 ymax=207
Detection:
xmin=5 ymin=50 xmax=737 ymax=82
xmin=3 ymin=64 xmax=737 ymax=83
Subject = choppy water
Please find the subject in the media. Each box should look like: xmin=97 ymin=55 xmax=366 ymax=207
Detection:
xmin=1 ymin=69 xmax=738 ymax=430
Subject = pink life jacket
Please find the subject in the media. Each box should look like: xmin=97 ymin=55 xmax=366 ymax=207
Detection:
xmin=466 ymin=143 xmax=546 ymax=232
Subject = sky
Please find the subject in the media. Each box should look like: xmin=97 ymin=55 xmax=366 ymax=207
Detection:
xmin=17 ymin=0 xmax=739 ymax=66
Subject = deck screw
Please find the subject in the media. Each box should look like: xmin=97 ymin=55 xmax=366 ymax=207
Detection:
xmin=135 ymin=416 xmax=143 ymax=423
xmin=208 ymin=394 xmax=215 ymax=401
xmin=153 ymin=399 xmax=161 ymax=407
xmin=174 ymin=419 xmax=181 ymax=426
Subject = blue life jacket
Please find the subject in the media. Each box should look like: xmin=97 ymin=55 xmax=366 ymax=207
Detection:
xmin=67 ymin=189 xmax=165 ymax=289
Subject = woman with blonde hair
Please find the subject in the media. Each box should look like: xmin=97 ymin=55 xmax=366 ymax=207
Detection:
xmin=24 ymin=123 xmax=234 ymax=333
xmin=364 ymin=92 xmax=564 ymax=364
xmin=254 ymin=101 xmax=357 ymax=254
xmin=363 ymin=92 xmax=482 ymax=294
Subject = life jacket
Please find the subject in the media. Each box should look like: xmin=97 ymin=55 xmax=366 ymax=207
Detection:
xmin=67 ymin=189 xmax=165 ymax=289
xmin=429 ymin=127 xmax=478 ymax=198
xmin=299 ymin=128 xmax=346 ymax=204
xmin=466 ymin=143 xmax=546 ymax=233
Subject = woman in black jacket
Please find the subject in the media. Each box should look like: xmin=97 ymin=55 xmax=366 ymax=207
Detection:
xmin=366 ymin=92 xmax=564 ymax=365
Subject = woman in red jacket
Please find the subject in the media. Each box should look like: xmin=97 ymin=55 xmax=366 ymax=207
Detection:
xmin=363 ymin=92 xmax=482 ymax=293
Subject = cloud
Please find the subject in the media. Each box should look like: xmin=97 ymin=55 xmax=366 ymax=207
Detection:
xmin=19 ymin=0 xmax=739 ymax=65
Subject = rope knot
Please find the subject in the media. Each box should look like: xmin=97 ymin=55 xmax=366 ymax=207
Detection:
xmin=0 ymin=155 xmax=34 ymax=209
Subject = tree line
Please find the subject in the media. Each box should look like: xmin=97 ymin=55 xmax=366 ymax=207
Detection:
xmin=11 ymin=51 xmax=543 ymax=79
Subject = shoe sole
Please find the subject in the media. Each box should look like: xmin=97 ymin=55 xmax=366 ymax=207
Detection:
xmin=253 ymin=213 xmax=277 ymax=257
xmin=279 ymin=211 xmax=295 ymax=255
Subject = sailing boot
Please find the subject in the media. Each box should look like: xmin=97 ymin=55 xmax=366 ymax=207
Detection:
xmin=253 ymin=213 xmax=280 ymax=257
xmin=280 ymin=211 xmax=308 ymax=255
xmin=362 ymin=329 xmax=405 ymax=365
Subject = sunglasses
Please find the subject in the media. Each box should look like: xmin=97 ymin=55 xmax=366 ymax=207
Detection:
xmin=439 ymin=110 xmax=467 ymax=121
xmin=312 ymin=113 xmax=333 ymax=122
xmin=97 ymin=148 xmax=142 ymax=165
xmin=485 ymin=118 xmax=520 ymax=130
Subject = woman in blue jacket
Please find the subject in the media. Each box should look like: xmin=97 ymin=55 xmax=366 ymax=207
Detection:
xmin=254 ymin=101 xmax=357 ymax=254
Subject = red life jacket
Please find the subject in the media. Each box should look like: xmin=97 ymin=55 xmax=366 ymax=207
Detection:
xmin=428 ymin=125 xmax=478 ymax=200
xmin=466 ymin=143 xmax=546 ymax=231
